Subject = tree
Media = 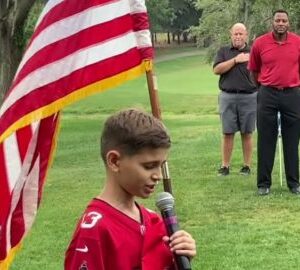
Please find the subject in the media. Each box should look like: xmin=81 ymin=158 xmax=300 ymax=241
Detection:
xmin=147 ymin=0 xmax=201 ymax=45
xmin=170 ymin=0 xmax=201 ymax=44
xmin=146 ymin=0 xmax=173 ymax=43
xmin=0 ymin=0 xmax=43 ymax=104
xmin=284 ymin=0 xmax=300 ymax=32
xmin=195 ymin=0 xmax=300 ymax=62
xmin=194 ymin=0 xmax=239 ymax=61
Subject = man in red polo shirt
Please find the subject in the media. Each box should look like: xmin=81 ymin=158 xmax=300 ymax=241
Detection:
xmin=248 ymin=9 xmax=300 ymax=195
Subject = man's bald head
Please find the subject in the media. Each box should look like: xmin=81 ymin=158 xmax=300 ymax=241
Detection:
xmin=230 ymin=23 xmax=248 ymax=49
xmin=231 ymin=23 xmax=247 ymax=32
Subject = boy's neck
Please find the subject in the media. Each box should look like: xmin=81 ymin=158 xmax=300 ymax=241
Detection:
xmin=97 ymin=188 xmax=141 ymax=223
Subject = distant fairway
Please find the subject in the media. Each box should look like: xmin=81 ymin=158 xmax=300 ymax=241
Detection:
xmin=11 ymin=48 xmax=300 ymax=270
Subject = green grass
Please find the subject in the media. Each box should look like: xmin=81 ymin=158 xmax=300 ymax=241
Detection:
xmin=10 ymin=49 xmax=300 ymax=270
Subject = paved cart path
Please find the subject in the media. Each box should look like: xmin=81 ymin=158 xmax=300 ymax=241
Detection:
xmin=155 ymin=49 xmax=205 ymax=63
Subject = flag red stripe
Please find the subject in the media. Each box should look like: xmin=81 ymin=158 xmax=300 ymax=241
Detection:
xmin=0 ymin=145 xmax=10 ymax=259
xmin=28 ymin=0 xmax=115 ymax=49
xmin=0 ymin=48 xmax=142 ymax=135
xmin=0 ymin=145 xmax=10 ymax=222
xmin=10 ymin=193 xmax=25 ymax=247
xmin=131 ymin=13 xmax=150 ymax=31
xmin=12 ymin=15 xmax=134 ymax=89
xmin=139 ymin=47 xmax=153 ymax=60
xmin=16 ymin=127 xmax=33 ymax=162
xmin=0 ymin=221 xmax=8 ymax=260
xmin=36 ymin=115 xmax=59 ymax=205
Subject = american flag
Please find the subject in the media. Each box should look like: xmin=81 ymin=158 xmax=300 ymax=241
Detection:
xmin=0 ymin=0 xmax=153 ymax=267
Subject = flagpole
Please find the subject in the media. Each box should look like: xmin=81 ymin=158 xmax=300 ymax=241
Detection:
xmin=146 ymin=68 xmax=173 ymax=194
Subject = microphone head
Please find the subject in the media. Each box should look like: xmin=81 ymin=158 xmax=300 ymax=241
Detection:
xmin=155 ymin=192 xmax=174 ymax=211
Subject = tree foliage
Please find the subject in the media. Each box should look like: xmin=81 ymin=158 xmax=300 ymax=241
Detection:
xmin=171 ymin=0 xmax=202 ymax=34
xmin=195 ymin=0 xmax=300 ymax=62
xmin=146 ymin=0 xmax=173 ymax=33
xmin=147 ymin=0 xmax=201 ymax=42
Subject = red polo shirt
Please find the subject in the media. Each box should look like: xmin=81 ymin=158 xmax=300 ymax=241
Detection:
xmin=248 ymin=32 xmax=300 ymax=88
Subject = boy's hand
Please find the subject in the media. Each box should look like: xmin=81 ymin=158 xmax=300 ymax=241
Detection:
xmin=163 ymin=230 xmax=196 ymax=259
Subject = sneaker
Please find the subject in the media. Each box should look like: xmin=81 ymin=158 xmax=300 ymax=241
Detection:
xmin=240 ymin=165 xmax=251 ymax=176
xmin=218 ymin=166 xmax=229 ymax=176
xmin=257 ymin=187 xmax=270 ymax=196
xmin=289 ymin=186 xmax=300 ymax=195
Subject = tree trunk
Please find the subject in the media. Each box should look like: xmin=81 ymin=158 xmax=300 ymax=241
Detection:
xmin=243 ymin=1 xmax=249 ymax=25
xmin=0 ymin=24 xmax=23 ymax=103
xmin=167 ymin=32 xmax=170 ymax=44
xmin=0 ymin=0 xmax=37 ymax=105
xmin=239 ymin=0 xmax=253 ymax=26
xmin=177 ymin=33 xmax=181 ymax=44
xmin=183 ymin=32 xmax=188 ymax=42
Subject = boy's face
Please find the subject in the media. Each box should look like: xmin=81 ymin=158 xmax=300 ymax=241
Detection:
xmin=116 ymin=148 xmax=169 ymax=199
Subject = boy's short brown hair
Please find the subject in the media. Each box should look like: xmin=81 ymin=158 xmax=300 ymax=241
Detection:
xmin=100 ymin=108 xmax=171 ymax=163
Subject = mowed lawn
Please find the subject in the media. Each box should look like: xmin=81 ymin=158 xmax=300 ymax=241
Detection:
xmin=11 ymin=49 xmax=300 ymax=270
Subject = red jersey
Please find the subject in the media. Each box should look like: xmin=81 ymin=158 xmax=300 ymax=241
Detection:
xmin=248 ymin=32 xmax=300 ymax=88
xmin=65 ymin=199 xmax=175 ymax=270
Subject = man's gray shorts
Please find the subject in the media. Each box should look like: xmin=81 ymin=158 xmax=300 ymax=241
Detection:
xmin=219 ymin=91 xmax=257 ymax=134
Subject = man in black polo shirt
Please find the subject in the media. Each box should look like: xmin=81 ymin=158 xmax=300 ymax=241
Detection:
xmin=213 ymin=23 xmax=257 ymax=177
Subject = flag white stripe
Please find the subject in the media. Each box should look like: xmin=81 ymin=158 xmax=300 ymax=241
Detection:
xmin=15 ymin=0 xmax=131 ymax=79
xmin=22 ymin=157 xmax=39 ymax=233
xmin=5 ymin=125 xmax=39 ymax=256
xmin=129 ymin=0 xmax=147 ymax=14
xmin=31 ymin=121 xmax=39 ymax=132
xmin=35 ymin=0 xmax=65 ymax=29
xmin=3 ymin=123 xmax=39 ymax=192
xmin=1 ymin=32 xmax=137 ymax=117
xmin=136 ymin=29 xmax=152 ymax=48
xmin=5 ymin=212 xmax=12 ymax=256
xmin=4 ymin=133 xmax=22 ymax=192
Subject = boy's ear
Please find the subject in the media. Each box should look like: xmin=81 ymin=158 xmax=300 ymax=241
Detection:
xmin=106 ymin=150 xmax=121 ymax=172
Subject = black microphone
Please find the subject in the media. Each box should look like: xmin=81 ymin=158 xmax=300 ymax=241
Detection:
xmin=155 ymin=192 xmax=192 ymax=270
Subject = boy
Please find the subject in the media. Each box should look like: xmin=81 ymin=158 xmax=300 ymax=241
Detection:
xmin=64 ymin=108 xmax=196 ymax=270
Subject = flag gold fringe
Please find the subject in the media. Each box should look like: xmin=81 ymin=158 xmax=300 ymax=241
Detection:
xmin=0 ymin=243 xmax=22 ymax=270
xmin=144 ymin=59 xmax=153 ymax=71
xmin=0 ymin=60 xmax=152 ymax=144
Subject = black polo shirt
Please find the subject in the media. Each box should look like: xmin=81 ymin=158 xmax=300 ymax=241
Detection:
xmin=213 ymin=44 xmax=256 ymax=93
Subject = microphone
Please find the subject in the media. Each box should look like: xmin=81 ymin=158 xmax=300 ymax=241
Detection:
xmin=155 ymin=192 xmax=192 ymax=270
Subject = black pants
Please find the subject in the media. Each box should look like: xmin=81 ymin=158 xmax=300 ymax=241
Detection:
xmin=257 ymin=86 xmax=300 ymax=189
